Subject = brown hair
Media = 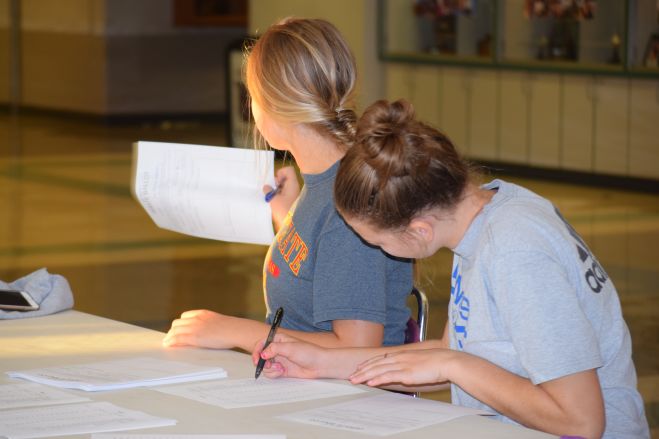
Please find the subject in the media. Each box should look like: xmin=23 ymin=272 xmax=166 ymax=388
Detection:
xmin=245 ymin=18 xmax=357 ymax=149
xmin=335 ymin=99 xmax=470 ymax=230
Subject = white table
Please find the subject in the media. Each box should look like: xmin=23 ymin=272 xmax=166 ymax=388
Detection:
xmin=0 ymin=311 xmax=555 ymax=438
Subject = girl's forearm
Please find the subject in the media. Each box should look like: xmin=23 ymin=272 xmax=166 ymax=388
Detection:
xmin=230 ymin=318 xmax=380 ymax=352
xmin=444 ymin=352 xmax=604 ymax=438
xmin=225 ymin=317 xmax=272 ymax=352
xmin=311 ymin=339 xmax=447 ymax=380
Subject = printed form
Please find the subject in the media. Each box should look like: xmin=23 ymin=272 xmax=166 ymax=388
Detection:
xmin=155 ymin=377 xmax=365 ymax=409
xmin=0 ymin=401 xmax=176 ymax=439
xmin=0 ymin=382 xmax=89 ymax=409
xmin=278 ymin=393 xmax=492 ymax=436
xmin=7 ymin=357 xmax=227 ymax=391
xmin=132 ymin=141 xmax=276 ymax=246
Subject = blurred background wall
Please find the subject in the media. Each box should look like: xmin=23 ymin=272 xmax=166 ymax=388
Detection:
xmin=0 ymin=0 xmax=246 ymax=115
xmin=0 ymin=0 xmax=657 ymax=181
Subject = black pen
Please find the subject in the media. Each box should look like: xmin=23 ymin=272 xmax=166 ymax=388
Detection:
xmin=255 ymin=307 xmax=284 ymax=379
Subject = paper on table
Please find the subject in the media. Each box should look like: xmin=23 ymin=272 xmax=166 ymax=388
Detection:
xmin=278 ymin=393 xmax=492 ymax=436
xmin=0 ymin=401 xmax=176 ymax=439
xmin=155 ymin=377 xmax=365 ymax=409
xmin=92 ymin=435 xmax=286 ymax=439
xmin=7 ymin=357 xmax=227 ymax=392
xmin=132 ymin=141 xmax=276 ymax=246
xmin=0 ymin=382 xmax=90 ymax=409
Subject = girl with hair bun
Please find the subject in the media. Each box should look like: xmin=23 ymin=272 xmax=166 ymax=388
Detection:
xmin=163 ymin=19 xmax=413 ymax=352
xmin=256 ymin=100 xmax=649 ymax=439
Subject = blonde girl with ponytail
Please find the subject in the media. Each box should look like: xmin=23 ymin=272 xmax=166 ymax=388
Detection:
xmin=163 ymin=19 xmax=413 ymax=352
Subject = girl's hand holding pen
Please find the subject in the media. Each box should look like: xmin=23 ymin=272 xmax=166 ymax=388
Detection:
xmin=263 ymin=166 xmax=300 ymax=230
xmin=252 ymin=333 xmax=328 ymax=379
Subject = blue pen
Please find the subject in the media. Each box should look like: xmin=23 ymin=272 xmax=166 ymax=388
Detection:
xmin=264 ymin=185 xmax=281 ymax=203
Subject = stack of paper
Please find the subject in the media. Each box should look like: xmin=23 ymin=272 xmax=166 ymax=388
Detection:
xmin=6 ymin=357 xmax=227 ymax=391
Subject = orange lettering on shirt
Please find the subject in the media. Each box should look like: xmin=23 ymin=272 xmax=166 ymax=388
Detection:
xmin=289 ymin=244 xmax=308 ymax=275
xmin=284 ymin=234 xmax=303 ymax=261
xmin=274 ymin=218 xmax=309 ymax=276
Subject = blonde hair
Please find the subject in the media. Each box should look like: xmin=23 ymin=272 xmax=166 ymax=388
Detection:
xmin=245 ymin=18 xmax=357 ymax=149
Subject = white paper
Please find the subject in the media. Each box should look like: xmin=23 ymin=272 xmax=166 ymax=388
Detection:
xmin=93 ymin=435 xmax=286 ymax=439
xmin=278 ymin=393 xmax=491 ymax=436
xmin=7 ymin=357 xmax=227 ymax=392
xmin=155 ymin=378 xmax=365 ymax=409
xmin=0 ymin=382 xmax=90 ymax=409
xmin=0 ymin=401 xmax=176 ymax=439
xmin=133 ymin=141 xmax=275 ymax=245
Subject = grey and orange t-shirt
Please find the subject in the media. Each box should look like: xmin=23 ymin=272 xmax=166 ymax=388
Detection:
xmin=263 ymin=160 xmax=413 ymax=346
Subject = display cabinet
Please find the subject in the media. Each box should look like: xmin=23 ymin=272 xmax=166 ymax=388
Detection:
xmin=380 ymin=0 xmax=659 ymax=78
xmin=379 ymin=1 xmax=659 ymax=182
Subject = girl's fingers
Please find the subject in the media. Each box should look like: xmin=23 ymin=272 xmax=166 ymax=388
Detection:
xmin=350 ymin=362 xmax=400 ymax=384
xmin=261 ymin=340 xmax=297 ymax=360
xmin=364 ymin=371 xmax=403 ymax=387
xmin=162 ymin=332 xmax=192 ymax=347
xmin=356 ymin=352 xmax=395 ymax=370
xmin=251 ymin=343 xmax=265 ymax=365
xmin=263 ymin=361 xmax=285 ymax=378
xmin=180 ymin=309 xmax=203 ymax=318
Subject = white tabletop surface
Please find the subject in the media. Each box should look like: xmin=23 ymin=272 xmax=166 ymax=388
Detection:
xmin=0 ymin=310 xmax=556 ymax=438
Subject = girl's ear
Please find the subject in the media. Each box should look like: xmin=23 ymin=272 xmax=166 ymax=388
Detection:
xmin=408 ymin=219 xmax=434 ymax=245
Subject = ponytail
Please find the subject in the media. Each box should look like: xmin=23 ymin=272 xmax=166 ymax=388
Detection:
xmin=245 ymin=18 xmax=358 ymax=149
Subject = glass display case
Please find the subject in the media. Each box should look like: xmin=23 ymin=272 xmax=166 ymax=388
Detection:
xmin=382 ymin=0 xmax=496 ymax=65
xmin=379 ymin=0 xmax=659 ymax=77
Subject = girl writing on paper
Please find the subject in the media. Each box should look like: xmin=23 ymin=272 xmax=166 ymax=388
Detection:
xmin=163 ymin=19 xmax=413 ymax=351
xmin=254 ymin=100 xmax=649 ymax=439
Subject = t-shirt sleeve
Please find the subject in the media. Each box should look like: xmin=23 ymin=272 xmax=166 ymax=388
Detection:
xmin=311 ymin=220 xmax=390 ymax=326
xmin=489 ymin=249 xmax=603 ymax=384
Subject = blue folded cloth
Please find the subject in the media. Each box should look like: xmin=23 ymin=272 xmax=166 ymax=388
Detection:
xmin=0 ymin=268 xmax=74 ymax=319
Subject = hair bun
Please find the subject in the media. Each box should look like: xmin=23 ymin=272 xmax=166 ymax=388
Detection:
xmin=357 ymin=100 xmax=414 ymax=140
xmin=336 ymin=99 xmax=468 ymax=230
xmin=356 ymin=100 xmax=424 ymax=184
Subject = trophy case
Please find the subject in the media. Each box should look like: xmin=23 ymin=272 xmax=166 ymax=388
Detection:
xmin=380 ymin=0 xmax=659 ymax=77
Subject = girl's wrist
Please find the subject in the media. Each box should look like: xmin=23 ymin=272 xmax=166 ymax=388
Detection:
xmin=441 ymin=349 xmax=462 ymax=383
xmin=317 ymin=349 xmax=342 ymax=379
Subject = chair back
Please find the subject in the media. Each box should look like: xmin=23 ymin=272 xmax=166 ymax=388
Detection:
xmin=404 ymin=287 xmax=429 ymax=344
xmin=402 ymin=287 xmax=430 ymax=398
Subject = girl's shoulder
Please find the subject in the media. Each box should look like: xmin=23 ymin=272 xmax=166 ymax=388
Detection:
xmin=481 ymin=181 xmax=572 ymax=255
